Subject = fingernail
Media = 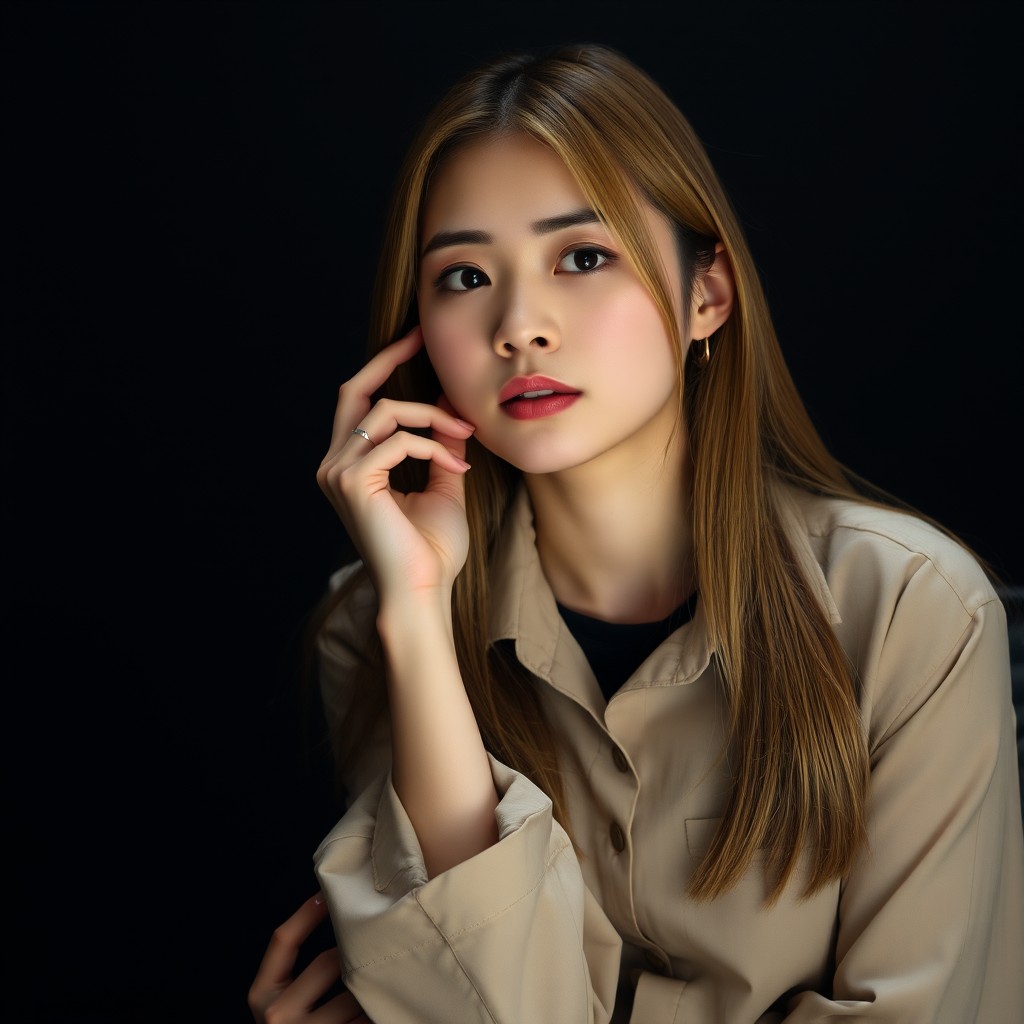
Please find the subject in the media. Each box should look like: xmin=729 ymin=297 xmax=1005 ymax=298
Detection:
xmin=314 ymin=892 xmax=326 ymax=905
xmin=455 ymin=419 xmax=475 ymax=431
xmin=454 ymin=457 xmax=471 ymax=469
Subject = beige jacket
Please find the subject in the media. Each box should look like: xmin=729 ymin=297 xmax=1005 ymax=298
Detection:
xmin=312 ymin=485 xmax=1024 ymax=1022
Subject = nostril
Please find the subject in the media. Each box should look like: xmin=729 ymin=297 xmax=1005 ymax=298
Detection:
xmin=533 ymin=337 xmax=549 ymax=348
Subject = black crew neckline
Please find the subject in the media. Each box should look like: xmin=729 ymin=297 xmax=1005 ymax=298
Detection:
xmin=556 ymin=590 xmax=699 ymax=701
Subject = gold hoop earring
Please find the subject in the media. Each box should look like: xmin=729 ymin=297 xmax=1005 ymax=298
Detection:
xmin=693 ymin=336 xmax=710 ymax=368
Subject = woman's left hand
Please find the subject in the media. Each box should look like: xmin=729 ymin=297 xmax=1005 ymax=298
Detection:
xmin=248 ymin=892 xmax=374 ymax=1023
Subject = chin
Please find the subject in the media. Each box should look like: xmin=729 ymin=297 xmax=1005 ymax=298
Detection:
xmin=480 ymin=436 xmax=596 ymax=476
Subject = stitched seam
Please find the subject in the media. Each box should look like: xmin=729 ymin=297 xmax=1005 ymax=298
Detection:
xmin=415 ymin=894 xmax=500 ymax=1024
xmin=438 ymin=837 xmax=573 ymax=940
xmin=344 ymin=836 xmax=575 ymax=975
xmin=807 ymin=523 xmax=992 ymax=617
xmin=343 ymin=932 xmax=448 ymax=974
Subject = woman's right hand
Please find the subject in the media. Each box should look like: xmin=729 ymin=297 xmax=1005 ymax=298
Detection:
xmin=315 ymin=326 xmax=477 ymax=602
xmin=248 ymin=893 xmax=372 ymax=1023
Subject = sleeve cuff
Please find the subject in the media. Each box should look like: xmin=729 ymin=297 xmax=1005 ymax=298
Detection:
xmin=313 ymin=752 xmax=574 ymax=969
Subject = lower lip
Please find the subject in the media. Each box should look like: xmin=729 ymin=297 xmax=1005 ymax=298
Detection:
xmin=500 ymin=393 xmax=581 ymax=420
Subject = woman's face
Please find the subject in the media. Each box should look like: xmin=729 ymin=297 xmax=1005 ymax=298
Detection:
xmin=417 ymin=133 xmax=684 ymax=476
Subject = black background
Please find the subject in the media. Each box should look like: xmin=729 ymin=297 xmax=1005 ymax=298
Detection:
xmin=4 ymin=2 xmax=1022 ymax=1021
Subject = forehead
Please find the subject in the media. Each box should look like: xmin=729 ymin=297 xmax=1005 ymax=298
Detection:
xmin=421 ymin=133 xmax=589 ymax=234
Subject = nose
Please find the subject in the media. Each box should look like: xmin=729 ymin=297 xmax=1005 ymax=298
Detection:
xmin=490 ymin=284 xmax=561 ymax=357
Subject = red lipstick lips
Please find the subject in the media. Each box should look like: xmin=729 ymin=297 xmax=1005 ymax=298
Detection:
xmin=499 ymin=375 xmax=579 ymax=403
xmin=499 ymin=375 xmax=581 ymax=420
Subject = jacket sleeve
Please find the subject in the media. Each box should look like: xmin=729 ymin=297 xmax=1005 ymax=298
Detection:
xmin=779 ymin=584 xmax=1024 ymax=1021
xmin=312 ymin=564 xmax=623 ymax=1023
xmin=313 ymin=756 xmax=621 ymax=1023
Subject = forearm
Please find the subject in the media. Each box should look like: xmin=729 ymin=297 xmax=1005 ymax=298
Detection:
xmin=377 ymin=594 xmax=499 ymax=878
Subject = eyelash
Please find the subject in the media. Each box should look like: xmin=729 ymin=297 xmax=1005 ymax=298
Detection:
xmin=432 ymin=245 xmax=618 ymax=292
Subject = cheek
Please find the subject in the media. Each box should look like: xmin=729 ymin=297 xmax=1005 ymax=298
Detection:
xmin=421 ymin=311 xmax=485 ymax=406
xmin=575 ymin=288 xmax=676 ymax=376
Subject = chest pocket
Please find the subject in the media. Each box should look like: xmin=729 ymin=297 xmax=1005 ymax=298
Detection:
xmin=680 ymin=816 xmax=838 ymax=993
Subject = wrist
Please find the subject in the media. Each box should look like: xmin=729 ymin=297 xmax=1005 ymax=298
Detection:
xmin=376 ymin=589 xmax=456 ymax=647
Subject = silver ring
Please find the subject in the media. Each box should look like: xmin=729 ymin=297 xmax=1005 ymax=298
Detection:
xmin=351 ymin=427 xmax=373 ymax=444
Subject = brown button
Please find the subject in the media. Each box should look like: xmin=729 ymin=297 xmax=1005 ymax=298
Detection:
xmin=612 ymin=747 xmax=629 ymax=773
xmin=644 ymin=949 xmax=667 ymax=973
xmin=610 ymin=822 xmax=626 ymax=852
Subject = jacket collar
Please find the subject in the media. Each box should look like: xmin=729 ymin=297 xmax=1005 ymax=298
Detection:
xmin=773 ymin=482 xmax=842 ymax=625
xmin=487 ymin=482 xmax=841 ymax=699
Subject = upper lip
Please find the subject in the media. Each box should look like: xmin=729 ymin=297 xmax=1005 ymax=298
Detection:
xmin=499 ymin=375 xmax=581 ymax=404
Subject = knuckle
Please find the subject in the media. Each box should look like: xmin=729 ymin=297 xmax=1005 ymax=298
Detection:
xmin=320 ymin=463 xmax=349 ymax=495
xmin=263 ymin=1003 xmax=287 ymax=1024
xmin=337 ymin=465 xmax=360 ymax=495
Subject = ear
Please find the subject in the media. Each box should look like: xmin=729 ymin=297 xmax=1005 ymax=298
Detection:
xmin=690 ymin=243 xmax=735 ymax=340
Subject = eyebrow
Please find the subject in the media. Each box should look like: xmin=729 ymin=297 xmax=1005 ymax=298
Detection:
xmin=420 ymin=207 xmax=601 ymax=257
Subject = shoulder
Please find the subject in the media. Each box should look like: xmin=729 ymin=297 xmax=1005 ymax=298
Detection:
xmin=784 ymin=488 xmax=1009 ymax=745
xmin=788 ymin=487 xmax=998 ymax=618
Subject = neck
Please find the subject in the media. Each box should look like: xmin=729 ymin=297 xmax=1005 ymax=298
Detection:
xmin=524 ymin=417 xmax=694 ymax=624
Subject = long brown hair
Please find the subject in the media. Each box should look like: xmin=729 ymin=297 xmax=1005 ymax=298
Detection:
xmin=302 ymin=43 xmax=969 ymax=903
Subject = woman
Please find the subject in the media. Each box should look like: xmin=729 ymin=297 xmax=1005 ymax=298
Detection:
xmin=249 ymin=42 xmax=1024 ymax=1023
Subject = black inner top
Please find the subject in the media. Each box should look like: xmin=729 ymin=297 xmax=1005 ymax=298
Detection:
xmin=556 ymin=591 xmax=699 ymax=701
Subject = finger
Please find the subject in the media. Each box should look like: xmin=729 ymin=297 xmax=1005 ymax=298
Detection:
xmin=327 ymin=327 xmax=424 ymax=451
xmin=307 ymin=989 xmax=366 ymax=1024
xmin=427 ymin=422 xmax=469 ymax=489
xmin=340 ymin=399 xmax=474 ymax=461
xmin=334 ymin=432 xmax=471 ymax=500
xmin=252 ymin=893 xmax=330 ymax=989
xmin=268 ymin=947 xmax=344 ymax=1018
xmin=426 ymin=393 xmax=472 ymax=485
xmin=346 ymin=326 xmax=423 ymax=399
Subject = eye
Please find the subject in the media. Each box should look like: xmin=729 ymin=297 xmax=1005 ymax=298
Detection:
xmin=435 ymin=266 xmax=490 ymax=292
xmin=556 ymin=246 xmax=615 ymax=274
